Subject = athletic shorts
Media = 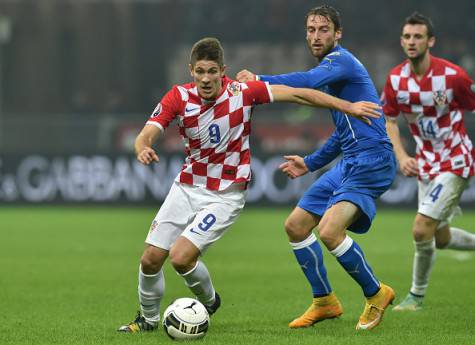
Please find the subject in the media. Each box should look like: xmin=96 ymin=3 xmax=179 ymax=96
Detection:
xmin=298 ymin=149 xmax=396 ymax=234
xmin=418 ymin=172 xmax=469 ymax=228
xmin=145 ymin=181 xmax=246 ymax=253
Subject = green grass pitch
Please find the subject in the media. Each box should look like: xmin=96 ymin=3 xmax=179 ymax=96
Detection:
xmin=1 ymin=207 xmax=474 ymax=345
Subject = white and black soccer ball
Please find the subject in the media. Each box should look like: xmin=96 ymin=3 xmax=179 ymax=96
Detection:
xmin=162 ymin=297 xmax=210 ymax=340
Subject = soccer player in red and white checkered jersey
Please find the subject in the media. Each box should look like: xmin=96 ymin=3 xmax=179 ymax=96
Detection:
xmin=118 ymin=37 xmax=382 ymax=333
xmin=383 ymin=12 xmax=475 ymax=312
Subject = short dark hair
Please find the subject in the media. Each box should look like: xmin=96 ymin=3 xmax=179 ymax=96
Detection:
xmin=190 ymin=37 xmax=224 ymax=67
xmin=403 ymin=12 xmax=435 ymax=37
xmin=305 ymin=5 xmax=342 ymax=31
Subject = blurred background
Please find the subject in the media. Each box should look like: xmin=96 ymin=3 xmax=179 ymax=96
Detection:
xmin=0 ymin=0 xmax=474 ymax=205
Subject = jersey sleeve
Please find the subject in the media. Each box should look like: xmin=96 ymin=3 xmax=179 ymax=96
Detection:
xmin=146 ymin=86 xmax=182 ymax=131
xmin=382 ymin=75 xmax=400 ymax=117
xmin=453 ymin=68 xmax=475 ymax=112
xmin=303 ymin=131 xmax=342 ymax=171
xmin=243 ymin=80 xmax=273 ymax=105
xmin=259 ymin=52 xmax=351 ymax=89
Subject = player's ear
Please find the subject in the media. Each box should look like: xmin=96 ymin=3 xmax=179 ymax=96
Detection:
xmin=335 ymin=29 xmax=342 ymax=41
xmin=220 ymin=64 xmax=227 ymax=77
xmin=428 ymin=36 xmax=435 ymax=48
xmin=189 ymin=64 xmax=194 ymax=77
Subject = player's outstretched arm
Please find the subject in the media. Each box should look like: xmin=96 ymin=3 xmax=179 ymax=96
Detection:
xmin=135 ymin=124 xmax=161 ymax=165
xmin=279 ymin=155 xmax=309 ymax=179
xmin=385 ymin=116 xmax=418 ymax=177
xmin=270 ymin=84 xmax=381 ymax=124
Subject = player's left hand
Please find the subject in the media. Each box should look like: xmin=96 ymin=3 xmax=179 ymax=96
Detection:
xmin=279 ymin=155 xmax=309 ymax=179
xmin=137 ymin=147 xmax=160 ymax=165
xmin=236 ymin=69 xmax=257 ymax=83
xmin=346 ymin=101 xmax=382 ymax=125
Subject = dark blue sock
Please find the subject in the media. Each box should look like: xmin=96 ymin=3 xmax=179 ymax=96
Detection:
xmin=332 ymin=236 xmax=380 ymax=297
xmin=291 ymin=234 xmax=332 ymax=297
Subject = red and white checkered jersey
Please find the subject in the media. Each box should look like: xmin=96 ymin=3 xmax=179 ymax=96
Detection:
xmin=382 ymin=55 xmax=475 ymax=180
xmin=146 ymin=76 xmax=273 ymax=191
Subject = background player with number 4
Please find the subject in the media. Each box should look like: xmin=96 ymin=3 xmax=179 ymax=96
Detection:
xmin=117 ymin=37 xmax=381 ymax=333
xmin=383 ymin=12 xmax=475 ymax=311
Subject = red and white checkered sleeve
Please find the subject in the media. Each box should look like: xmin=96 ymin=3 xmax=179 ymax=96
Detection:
xmin=146 ymin=86 xmax=182 ymax=131
xmin=243 ymin=80 xmax=273 ymax=105
xmin=453 ymin=68 xmax=475 ymax=112
xmin=382 ymin=75 xmax=399 ymax=118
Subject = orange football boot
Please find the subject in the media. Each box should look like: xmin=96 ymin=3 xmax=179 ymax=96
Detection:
xmin=289 ymin=292 xmax=343 ymax=328
xmin=356 ymin=283 xmax=395 ymax=330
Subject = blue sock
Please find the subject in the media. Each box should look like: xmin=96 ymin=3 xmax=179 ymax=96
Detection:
xmin=291 ymin=233 xmax=332 ymax=297
xmin=331 ymin=236 xmax=380 ymax=297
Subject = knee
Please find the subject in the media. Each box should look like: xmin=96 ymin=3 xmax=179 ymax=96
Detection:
xmin=169 ymin=248 xmax=194 ymax=273
xmin=317 ymin=223 xmax=343 ymax=250
xmin=284 ymin=216 xmax=311 ymax=242
xmin=412 ymin=215 xmax=438 ymax=242
xmin=140 ymin=252 xmax=162 ymax=274
xmin=412 ymin=228 xmax=428 ymax=242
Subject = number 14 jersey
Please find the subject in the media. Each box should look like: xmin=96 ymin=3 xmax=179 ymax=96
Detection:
xmin=383 ymin=55 xmax=475 ymax=181
xmin=146 ymin=76 xmax=272 ymax=191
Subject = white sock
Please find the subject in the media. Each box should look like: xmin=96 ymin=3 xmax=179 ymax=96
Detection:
xmin=180 ymin=261 xmax=215 ymax=305
xmin=445 ymin=227 xmax=475 ymax=250
xmin=138 ymin=266 xmax=164 ymax=325
xmin=410 ymin=239 xmax=435 ymax=297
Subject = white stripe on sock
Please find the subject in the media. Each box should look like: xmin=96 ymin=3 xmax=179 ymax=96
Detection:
xmin=290 ymin=233 xmax=317 ymax=250
xmin=353 ymin=247 xmax=380 ymax=287
xmin=330 ymin=235 xmax=354 ymax=258
xmin=306 ymin=246 xmax=330 ymax=294
xmin=180 ymin=261 xmax=200 ymax=277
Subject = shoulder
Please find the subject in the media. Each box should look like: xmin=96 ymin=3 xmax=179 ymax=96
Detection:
xmin=172 ymin=82 xmax=197 ymax=101
xmin=220 ymin=76 xmax=251 ymax=96
xmin=158 ymin=84 xmax=196 ymax=114
xmin=431 ymin=56 xmax=466 ymax=76
xmin=228 ymin=78 xmax=266 ymax=94
xmin=228 ymin=78 xmax=272 ymax=104
xmin=221 ymin=78 xmax=257 ymax=101
xmin=225 ymin=79 xmax=244 ymax=95
xmin=336 ymin=46 xmax=371 ymax=67
xmin=431 ymin=56 xmax=455 ymax=69
xmin=314 ymin=48 xmax=354 ymax=76
xmin=385 ymin=61 xmax=410 ymax=90
xmin=430 ymin=56 xmax=473 ymax=89
xmin=322 ymin=47 xmax=372 ymax=77
xmin=322 ymin=47 xmax=352 ymax=66
xmin=388 ymin=61 xmax=410 ymax=77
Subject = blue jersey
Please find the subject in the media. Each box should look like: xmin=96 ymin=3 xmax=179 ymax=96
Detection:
xmin=259 ymin=45 xmax=393 ymax=171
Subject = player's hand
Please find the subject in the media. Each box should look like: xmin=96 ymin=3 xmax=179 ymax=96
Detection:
xmin=137 ymin=147 xmax=160 ymax=165
xmin=236 ymin=69 xmax=257 ymax=83
xmin=346 ymin=101 xmax=382 ymax=125
xmin=279 ymin=155 xmax=309 ymax=179
xmin=399 ymin=156 xmax=418 ymax=177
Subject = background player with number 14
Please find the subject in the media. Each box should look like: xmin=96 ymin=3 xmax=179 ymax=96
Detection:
xmin=383 ymin=12 xmax=475 ymax=311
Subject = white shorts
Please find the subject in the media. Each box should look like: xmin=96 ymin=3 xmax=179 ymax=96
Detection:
xmin=418 ymin=172 xmax=468 ymax=228
xmin=145 ymin=181 xmax=246 ymax=253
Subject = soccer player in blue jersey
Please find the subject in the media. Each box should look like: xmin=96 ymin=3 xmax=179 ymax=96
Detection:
xmin=237 ymin=5 xmax=396 ymax=330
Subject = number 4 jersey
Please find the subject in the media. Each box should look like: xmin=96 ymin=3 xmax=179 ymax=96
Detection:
xmin=382 ymin=55 xmax=475 ymax=181
xmin=146 ymin=76 xmax=272 ymax=191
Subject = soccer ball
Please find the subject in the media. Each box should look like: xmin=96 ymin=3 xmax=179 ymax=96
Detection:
xmin=162 ymin=297 xmax=210 ymax=340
